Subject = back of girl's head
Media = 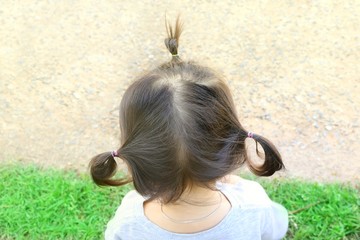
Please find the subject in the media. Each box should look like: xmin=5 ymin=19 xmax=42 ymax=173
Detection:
xmin=90 ymin=17 xmax=285 ymax=203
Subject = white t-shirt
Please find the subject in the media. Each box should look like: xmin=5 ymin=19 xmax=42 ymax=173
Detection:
xmin=105 ymin=179 xmax=288 ymax=240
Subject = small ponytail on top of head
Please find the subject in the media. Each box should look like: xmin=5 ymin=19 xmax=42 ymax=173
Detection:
xmin=89 ymin=150 xmax=131 ymax=187
xmin=245 ymin=131 xmax=285 ymax=176
xmin=164 ymin=15 xmax=183 ymax=61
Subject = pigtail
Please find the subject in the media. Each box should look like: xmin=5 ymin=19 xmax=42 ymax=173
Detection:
xmin=89 ymin=151 xmax=131 ymax=186
xmin=164 ymin=15 xmax=183 ymax=61
xmin=244 ymin=131 xmax=285 ymax=176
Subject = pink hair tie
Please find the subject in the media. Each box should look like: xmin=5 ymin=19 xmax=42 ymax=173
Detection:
xmin=111 ymin=150 xmax=119 ymax=158
xmin=247 ymin=132 xmax=254 ymax=139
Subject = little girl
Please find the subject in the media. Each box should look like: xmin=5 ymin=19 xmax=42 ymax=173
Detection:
xmin=90 ymin=18 xmax=288 ymax=240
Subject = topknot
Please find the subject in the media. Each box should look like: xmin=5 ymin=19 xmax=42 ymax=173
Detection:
xmin=164 ymin=16 xmax=183 ymax=59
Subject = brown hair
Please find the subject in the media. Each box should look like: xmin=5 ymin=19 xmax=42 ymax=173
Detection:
xmin=89 ymin=17 xmax=284 ymax=203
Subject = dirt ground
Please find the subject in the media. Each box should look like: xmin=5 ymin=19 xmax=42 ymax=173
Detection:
xmin=1 ymin=1 xmax=359 ymax=183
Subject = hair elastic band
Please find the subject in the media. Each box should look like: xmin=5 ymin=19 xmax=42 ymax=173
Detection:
xmin=111 ymin=150 xmax=118 ymax=158
xmin=247 ymin=132 xmax=254 ymax=139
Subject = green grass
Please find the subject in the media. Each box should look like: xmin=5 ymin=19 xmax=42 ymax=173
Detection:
xmin=258 ymin=178 xmax=360 ymax=239
xmin=0 ymin=164 xmax=131 ymax=240
xmin=0 ymin=164 xmax=359 ymax=239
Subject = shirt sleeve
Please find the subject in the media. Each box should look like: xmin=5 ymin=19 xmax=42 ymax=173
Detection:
xmin=220 ymin=178 xmax=289 ymax=239
xmin=261 ymin=201 xmax=289 ymax=240
xmin=105 ymin=190 xmax=138 ymax=240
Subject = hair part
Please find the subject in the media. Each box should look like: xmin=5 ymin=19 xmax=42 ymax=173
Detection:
xmin=89 ymin=16 xmax=285 ymax=203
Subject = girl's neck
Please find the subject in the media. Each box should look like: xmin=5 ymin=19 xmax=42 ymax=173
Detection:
xmin=169 ymin=185 xmax=220 ymax=206
xmin=143 ymin=185 xmax=232 ymax=234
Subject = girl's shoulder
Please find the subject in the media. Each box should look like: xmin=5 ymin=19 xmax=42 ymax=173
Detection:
xmin=218 ymin=176 xmax=289 ymax=239
xmin=109 ymin=190 xmax=145 ymax=224
xmin=121 ymin=190 xmax=144 ymax=203
xmin=217 ymin=175 xmax=272 ymax=208
xmin=105 ymin=190 xmax=145 ymax=239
